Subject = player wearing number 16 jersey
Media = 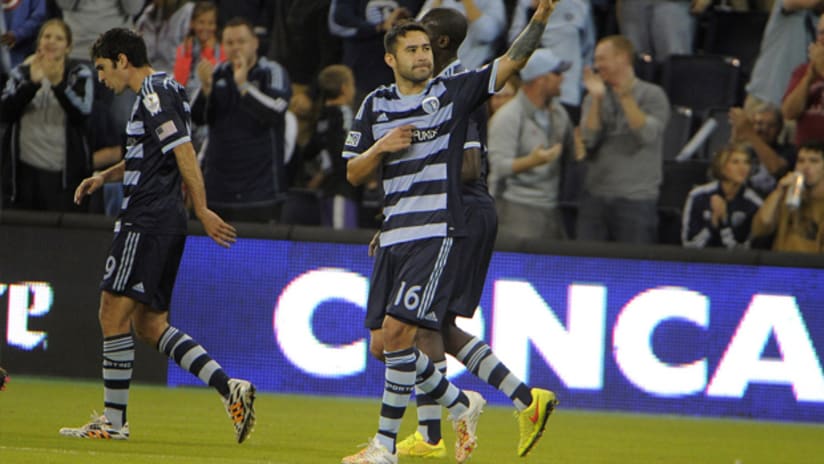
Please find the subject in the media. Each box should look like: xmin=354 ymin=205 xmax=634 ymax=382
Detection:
xmin=341 ymin=2 xmax=561 ymax=462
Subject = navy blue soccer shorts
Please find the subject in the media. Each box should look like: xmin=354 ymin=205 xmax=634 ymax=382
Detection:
xmin=365 ymin=236 xmax=461 ymax=331
xmin=99 ymin=230 xmax=185 ymax=311
xmin=449 ymin=201 xmax=498 ymax=318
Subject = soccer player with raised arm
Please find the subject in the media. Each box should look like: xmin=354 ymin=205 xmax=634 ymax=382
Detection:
xmin=392 ymin=8 xmax=559 ymax=460
xmin=341 ymin=1 xmax=559 ymax=463
xmin=60 ymin=28 xmax=255 ymax=444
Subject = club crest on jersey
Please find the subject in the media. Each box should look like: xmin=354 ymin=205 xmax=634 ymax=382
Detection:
xmin=345 ymin=131 xmax=361 ymax=147
xmin=142 ymin=92 xmax=161 ymax=115
xmin=422 ymin=96 xmax=440 ymax=115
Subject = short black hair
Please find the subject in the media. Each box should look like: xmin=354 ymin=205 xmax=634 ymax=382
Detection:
xmin=420 ymin=8 xmax=467 ymax=54
xmin=384 ymin=20 xmax=429 ymax=55
xmin=224 ymin=16 xmax=256 ymax=36
xmin=90 ymin=28 xmax=149 ymax=67
xmin=800 ymin=140 xmax=824 ymax=157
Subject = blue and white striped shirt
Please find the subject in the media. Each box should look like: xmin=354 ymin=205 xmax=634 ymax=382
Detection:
xmin=118 ymin=72 xmax=191 ymax=234
xmin=343 ymin=61 xmax=498 ymax=247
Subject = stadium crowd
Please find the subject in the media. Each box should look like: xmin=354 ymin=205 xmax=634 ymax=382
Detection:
xmin=0 ymin=0 xmax=822 ymax=252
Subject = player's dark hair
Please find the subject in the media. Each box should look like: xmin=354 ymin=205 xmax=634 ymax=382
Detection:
xmin=384 ymin=20 xmax=429 ymax=55
xmin=318 ymin=64 xmax=354 ymax=101
xmin=90 ymin=28 xmax=150 ymax=67
xmin=420 ymin=8 xmax=467 ymax=55
xmin=224 ymin=16 xmax=256 ymax=36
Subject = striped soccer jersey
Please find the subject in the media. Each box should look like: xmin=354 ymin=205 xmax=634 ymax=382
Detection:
xmin=118 ymin=72 xmax=192 ymax=234
xmin=438 ymin=59 xmax=493 ymax=203
xmin=343 ymin=61 xmax=499 ymax=247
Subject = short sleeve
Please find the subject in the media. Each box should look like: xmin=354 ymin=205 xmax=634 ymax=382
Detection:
xmin=140 ymin=87 xmax=191 ymax=154
xmin=342 ymin=95 xmax=376 ymax=159
xmin=445 ymin=60 xmax=499 ymax=117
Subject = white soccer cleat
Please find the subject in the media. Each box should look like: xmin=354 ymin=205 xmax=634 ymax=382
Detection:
xmin=451 ymin=390 xmax=486 ymax=463
xmin=59 ymin=412 xmax=130 ymax=440
xmin=223 ymin=378 xmax=256 ymax=444
xmin=341 ymin=436 xmax=398 ymax=464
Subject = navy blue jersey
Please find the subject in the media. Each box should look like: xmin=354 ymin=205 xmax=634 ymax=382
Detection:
xmin=343 ymin=61 xmax=498 ymax=247
xmin=119 ymin=72 xmax=191 ymax=234
xmin=682 ymin=180 xmax=763 ymax=248
xmin=438 ymin=60 xmax=493 ymax=204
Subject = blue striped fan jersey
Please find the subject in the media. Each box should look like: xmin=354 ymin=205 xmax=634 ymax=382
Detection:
xmin=117 ymin=72 xmax=191 ymax=234
xmin=343 ymin=61 xmax=499 ymax=247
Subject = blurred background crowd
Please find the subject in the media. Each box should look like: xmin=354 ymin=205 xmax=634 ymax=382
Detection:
xmin=0 ymin=0 xmax=822 ymax=253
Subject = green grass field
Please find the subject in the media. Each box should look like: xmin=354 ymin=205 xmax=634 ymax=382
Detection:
xmin=0 ymin=376 xmax=820 ymax=463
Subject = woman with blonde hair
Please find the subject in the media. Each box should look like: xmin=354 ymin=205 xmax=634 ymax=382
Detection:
xmin=681 ymin=145 xmax=763 ymax=248
xmin=0 ymin=18 xmax=93 ymax=212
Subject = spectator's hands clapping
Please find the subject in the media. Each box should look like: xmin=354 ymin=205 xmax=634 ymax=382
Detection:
xmin=808 ymin=42 xmax=824 ymax=77
xmin=728 ymin=107 xmax=753 ymax=141
xmin=41 ymin=51 xmax=64 ymax=84
xmin=196 ymin=60 xmax=214 ymax=95
xmin=377 ymin=124 xmax=414 ymax=153
xmin=583 ymin=66 xmax=606 ymax=99
xmin=529 ymin=143 xmax=562 ymax=165
xmin=232 ymin=52 xmax=250 ymax=87
xmin=710 ymin=194 xmax=727 ymax=228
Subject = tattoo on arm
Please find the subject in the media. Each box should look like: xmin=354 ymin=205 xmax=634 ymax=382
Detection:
xmin=508 ymin=20 xmax=546 ymax=61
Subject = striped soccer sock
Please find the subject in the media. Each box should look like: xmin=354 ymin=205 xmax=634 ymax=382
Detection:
xmin=456 ymin=336 xmax=532 ymax=411
xmin=102 ymin=333 xmax=134 ymax=429
xmin=157 ymin=326 xmax=230 ymax=398
xmin=415 ymin=359 xmax=446 ymax=443
xmin=377 ymin=347 xmax=417 ymax=453
xmin=415 ymin=349 xmax=469 ymax=419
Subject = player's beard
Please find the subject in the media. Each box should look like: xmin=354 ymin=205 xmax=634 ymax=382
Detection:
xmin=400 ymin=64 xmax=432 ymax=85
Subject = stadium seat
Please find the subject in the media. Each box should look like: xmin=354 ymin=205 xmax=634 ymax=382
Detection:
xmin=701 ymin=107 xmax=733 ymax=160
xmin=702 ymin=10 xmax=768 ymax=77
xmin=634 ymin=52 xmax=658 ymax=84
xmin=657 ymin=159 xmax=710 ymax=244
xmin=660 ymin=54 xmax=741 ymax=115
xmin=663 ymin=106 xmax=695 ymax=161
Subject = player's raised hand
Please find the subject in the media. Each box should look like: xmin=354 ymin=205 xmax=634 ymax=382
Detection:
xmin=74 ymin=174 xmax=104 ymax=205
xmin=378 ymin=124 xmax=415 ymax=153
xmin=198 ymin=208 xmax=237 ymax=248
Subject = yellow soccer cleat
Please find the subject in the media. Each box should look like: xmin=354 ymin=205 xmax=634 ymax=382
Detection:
xmin=396 ymin=431 xmax=447 ymax=458
xmin=516 ymin=388 xmax=558 ymax=457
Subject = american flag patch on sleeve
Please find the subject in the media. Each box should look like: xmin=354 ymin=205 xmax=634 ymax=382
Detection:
xmin=155 ymin=120 xmax=178 ymax=141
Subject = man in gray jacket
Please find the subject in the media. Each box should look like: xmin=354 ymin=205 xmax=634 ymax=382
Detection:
xmin=578 ymin=34 xmax=670 ymax=243
xmin=489 ymin=48 xmax=575 ymax=240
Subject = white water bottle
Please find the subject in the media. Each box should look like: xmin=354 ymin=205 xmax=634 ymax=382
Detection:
xmin=785 ymin=172 xmax=804 ymax=210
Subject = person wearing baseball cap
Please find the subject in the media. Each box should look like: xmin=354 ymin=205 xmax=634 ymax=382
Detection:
xmin=489 ymin=48 xmax=575 ymax=241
